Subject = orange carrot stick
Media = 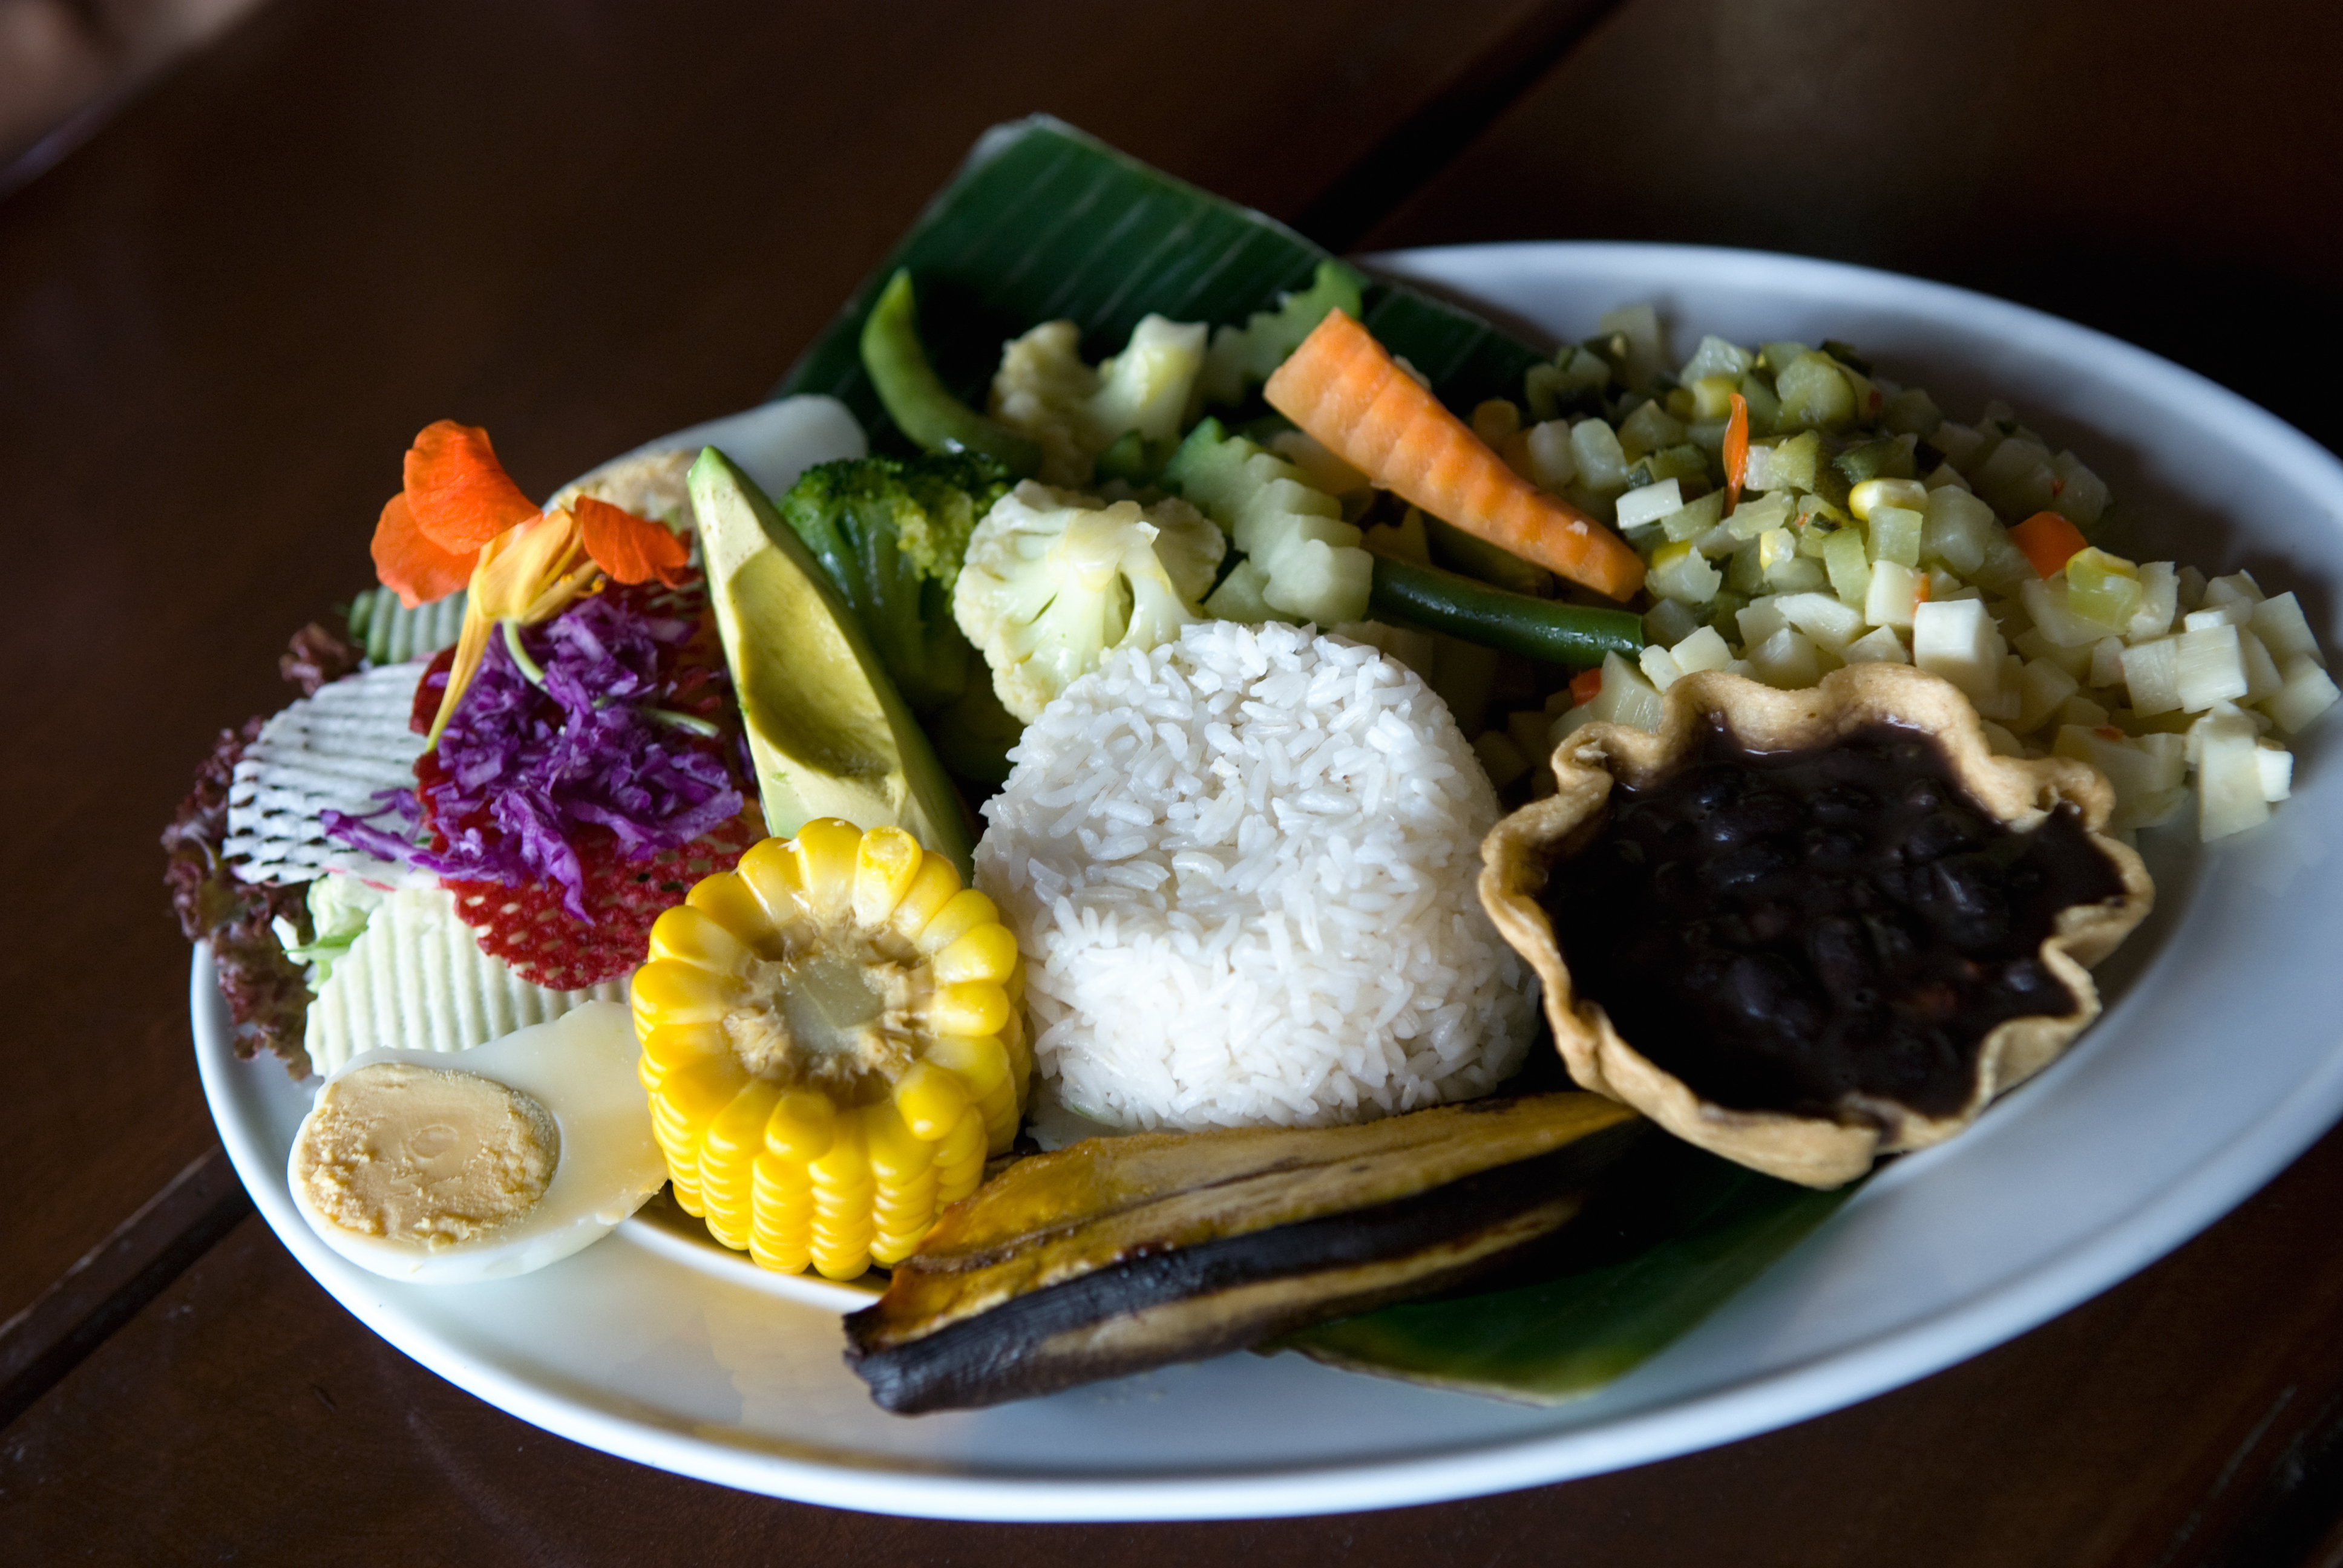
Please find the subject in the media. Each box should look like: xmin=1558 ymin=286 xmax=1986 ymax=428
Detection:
xmin=1265 ymin=311 xmax=1645 ymax=601
xmin=2010 ymin=511 xmax=2088 ymax=578
xmin=1723 ymin=393 xmax=1750 ymax=515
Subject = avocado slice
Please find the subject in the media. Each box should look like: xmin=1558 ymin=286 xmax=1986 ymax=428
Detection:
xmin=688 ymin=447 xmax=975 ymax=878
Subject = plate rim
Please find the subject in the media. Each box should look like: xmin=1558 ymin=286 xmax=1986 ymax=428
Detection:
xmin=193 ymin=238 xmax=2343 ymax=1521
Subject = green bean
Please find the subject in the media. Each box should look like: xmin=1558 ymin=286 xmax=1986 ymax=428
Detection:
xmin=1368 ymin=557 xmax=1644 ymax=668
xmin=859 ymin=270 xmax=1041 ymax=475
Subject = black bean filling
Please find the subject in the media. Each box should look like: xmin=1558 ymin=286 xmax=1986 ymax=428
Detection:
xmin=1540 ymin=720 xmax=2125 ymax=1122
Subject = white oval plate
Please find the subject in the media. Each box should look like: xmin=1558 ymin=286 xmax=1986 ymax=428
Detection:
xmin=195 ymin=243 xmax=2343 ymax=1521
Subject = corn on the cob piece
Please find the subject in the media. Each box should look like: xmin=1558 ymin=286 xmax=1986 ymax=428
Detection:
xmin=635 ymin=820 xmax=1028 ymax=1279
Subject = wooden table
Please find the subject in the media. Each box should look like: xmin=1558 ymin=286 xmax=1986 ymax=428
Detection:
xmin=5 ymin=1 xmax=2341 ymax=1560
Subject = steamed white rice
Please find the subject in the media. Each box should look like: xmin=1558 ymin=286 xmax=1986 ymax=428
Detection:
xmin=974 ymin=620 xmax=1536 ymax=1132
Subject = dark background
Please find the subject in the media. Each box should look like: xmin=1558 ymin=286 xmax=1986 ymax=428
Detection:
xmin=4 ymin=2 xmax=2341 ymax=1562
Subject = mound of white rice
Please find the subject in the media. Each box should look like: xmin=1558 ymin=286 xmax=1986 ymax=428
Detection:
xmin=975 ymin=620 xmax=1536 ymax=1132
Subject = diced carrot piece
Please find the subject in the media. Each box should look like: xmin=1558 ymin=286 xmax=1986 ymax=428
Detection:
xmin=1265 ymin=311 xmax=1645 ymax=601
xmin=1569 ymin=667 xmax=1604 ymax=706
xmin=1723 ymin=393 xmax=1749 ymax=515
xmin=2011 ymin=511 xmax=2089 ymax=577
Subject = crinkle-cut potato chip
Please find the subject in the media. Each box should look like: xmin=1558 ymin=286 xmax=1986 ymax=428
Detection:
xmin=224 ymin=663 xmax=431 ymax=887
xmin=1480 ymin=663 xmax=2154 ymax=1188
xmin=305 ymin=882 xmax=624 ymax=1077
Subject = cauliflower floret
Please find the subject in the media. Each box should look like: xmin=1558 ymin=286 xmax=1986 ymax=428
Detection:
xmin=952 ymin=482 xmax=1225 ymax=722
xmin=989 ymin=316 xmax=1207 ymax=487
xmin=989 ymin=323 xmax=1097 ymax=487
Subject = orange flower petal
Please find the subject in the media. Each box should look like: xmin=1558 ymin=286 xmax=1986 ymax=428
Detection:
xmin=370 ymin=492 xmax=477 ymax=609
xmin=405 ymin=421 xmax=540 ymax=553
xmin=576 ymin=494 xmax=692 ymax=587
xmin=472 ymin=513 xmax=586 ymax=622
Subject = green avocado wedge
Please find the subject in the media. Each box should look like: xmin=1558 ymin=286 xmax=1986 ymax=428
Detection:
xmin=688 ymin=447 xmax=975 ymax=879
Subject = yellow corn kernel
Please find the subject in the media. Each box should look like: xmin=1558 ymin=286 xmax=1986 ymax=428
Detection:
xmin=631 ymin=959 xmax=738 ymax=1025
xmin=750 ymin=1231 xmax=812 ymax=1275
xmin=699 ymin=1083 xmax=779 ymax=1246
xmin=733 ymin=837 xmax=811 ymax=927
xmin=749 ymin=1154 xmax=813 ymax=1273
xmin=934 ymin=1109 xmax=986 ymax=1168
xmin=810 ymin=1107 xmax=869 ymax=1184
xmin=872 ymin=1170 xmax=939 ymax=1225
xmin=863 ymin=1102 xmax=934 ymax=1183
xmin=935 ymin=1145 xmax=985 ymax=1207
xmin=890 ymin=852 xmax=965 ymax=943
xmin=657 ymin=1058 xmax=750 ymax=1140
xmin=923 ymin=1034 xmax=1009 ymax=1100
xmin=975 ymin=1076 xmax=1019 ymax=1154
xmin=891 ymin=1059 xmax=972 ymax=1141
xmin=764 ymin=1089 xmax=837 ymax=1164
xmin=813 ymin=1243 xmax=872 ymax=1281
xmin=703 ymin=1080 xmax=782 ymax=1166
xmin=1001 ymin=1008 xmax=1032 ymax=1087
xmin=684 ymin=868 xmax=776 ymax=949
xmin=932 ymin=923 xmax=1019 ymax=984
xmin=851 ymin=826 xmax=925 ymax=927
xmin=870 ymin=1233 xmax=926 ymax=1267
xmin=926 ymin=980 xmax=1011 ymax=1039
xmin=810 ymin=1196 xmax=875 ymax=1273
xmin=639 ymin=1020 xmax=730 ymax=1084
xmin=647 ymin=903 xmax=753 ymax=975
xmin=793 ymin=818 xmax=864 ymax=913
xmin=916 ymin=888 xmax=1000 ymax=956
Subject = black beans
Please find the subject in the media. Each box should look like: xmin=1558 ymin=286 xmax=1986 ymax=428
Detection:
xmin=1543 ymin=719 xmax=2123 ymax=1121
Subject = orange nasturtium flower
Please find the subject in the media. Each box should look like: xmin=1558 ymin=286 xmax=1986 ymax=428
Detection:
xmin=369 ymin=420 xmax=692 ymax=746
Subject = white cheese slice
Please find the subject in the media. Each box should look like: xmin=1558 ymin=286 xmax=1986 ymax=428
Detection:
xmin=303 ymin=882 xmax=626 ymax=1077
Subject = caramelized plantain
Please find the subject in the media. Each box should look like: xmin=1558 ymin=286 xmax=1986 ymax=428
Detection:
xmin=844 ymin=1093 xmax=1643 ymax=1413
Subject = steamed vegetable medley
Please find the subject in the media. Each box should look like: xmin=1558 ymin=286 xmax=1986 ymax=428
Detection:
xmin=1495 ymin=308 xmax=2336 ymax=844
xmin=167 ymin=209 xmax=2333 ymax=1416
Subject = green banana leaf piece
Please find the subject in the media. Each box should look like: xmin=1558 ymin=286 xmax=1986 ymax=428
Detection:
xmin=774 ymin=115 xmax=1545 ymax=444
xmin=1278 ymin=1136 xmax=1860 ymax=1403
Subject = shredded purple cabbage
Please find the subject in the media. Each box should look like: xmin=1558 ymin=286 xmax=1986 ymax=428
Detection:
xmin=325 ymin=590 xmax=743 ymax=921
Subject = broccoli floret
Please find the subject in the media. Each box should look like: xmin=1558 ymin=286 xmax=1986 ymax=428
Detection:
xmin=776 ymin=452 xmax=1013 ymax=711
xmin=987 ymin=315 xmax=1208 ymax=488
xmin=951 ymin=481 xmax=1225 ymax=722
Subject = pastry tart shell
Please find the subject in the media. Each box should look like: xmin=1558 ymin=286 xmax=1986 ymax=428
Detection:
xmin=1479 ymin=663 xmax=2155 ymax=1188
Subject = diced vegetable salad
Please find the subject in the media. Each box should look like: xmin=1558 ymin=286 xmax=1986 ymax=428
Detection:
xmin=1493 ymin=306 xmax=2334 ymax=843
xmin=859 ymin=264 xmax=2330 ymax=847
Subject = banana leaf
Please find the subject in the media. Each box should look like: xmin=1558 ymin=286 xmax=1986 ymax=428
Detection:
xmin=776 ymin=116 xmax=1852 ymax=1406
xmin=773 ymin=114 xmax=1545 ymax=443
xmin=1277 ymin=1137 xmax=1860 ymax=1404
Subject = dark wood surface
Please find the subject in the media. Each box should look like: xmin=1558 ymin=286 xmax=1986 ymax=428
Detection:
xmin=4 ymin=1 xmax=2340 ymax=1561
